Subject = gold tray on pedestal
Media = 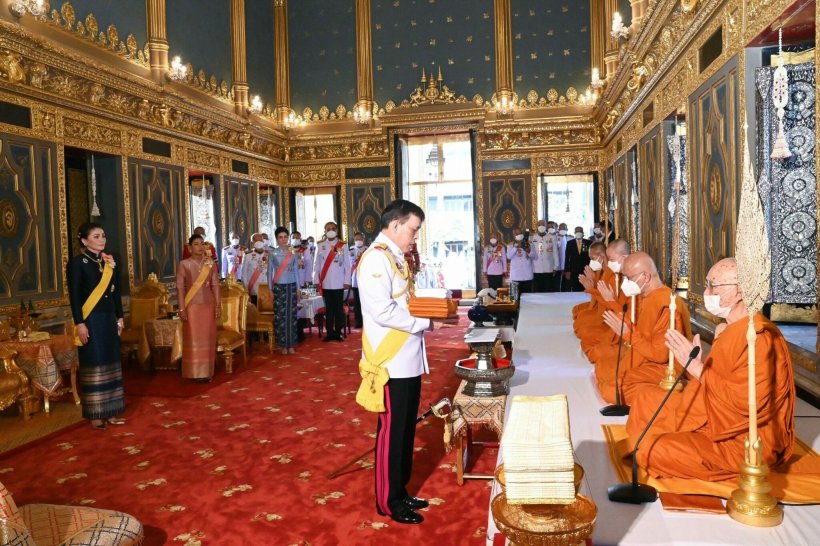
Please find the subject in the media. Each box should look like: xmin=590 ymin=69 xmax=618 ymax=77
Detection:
xmin=491 ymin=492 xmax=597 ymax=546
xmin=494 ymin=463 xmax=585 ymax=496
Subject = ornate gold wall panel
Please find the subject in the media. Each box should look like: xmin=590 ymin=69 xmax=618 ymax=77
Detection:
xmin=0 ymin=133 xmax=64 ymax=306
xmin=687 ymin=57 xmax=739 ymax=301
xmin=127 ymin=158 xmax=185 ymax=286
xmin=346 ymin=182 xmax=390 ymax=243
xmin=224 ymin=175 xmax=258 ymax=243
xmin=482 ymin=175 xmax=531 ymax=243
xmin=639 ymin=124 xmax=669 ymax=282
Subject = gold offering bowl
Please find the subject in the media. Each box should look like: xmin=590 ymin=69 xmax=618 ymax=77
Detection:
xmin=491 ymin=493 xmax=597 ymax=546
xmin=494 ymin=463 xmax=585 ymax=495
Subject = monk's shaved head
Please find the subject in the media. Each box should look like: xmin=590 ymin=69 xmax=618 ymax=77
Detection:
xmin=606 ymin=238 xmax=631 ymax=261
xmin=589 ymin=241 xmax=606 ymax=260
xmin=622 ymin=252 xmax=659 ymax=279
xmin=707 ymin=258 xmax=738 ymax=284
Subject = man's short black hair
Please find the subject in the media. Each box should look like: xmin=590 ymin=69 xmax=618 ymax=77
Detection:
xmin=380 ymin=199 xmax=425 ymax=230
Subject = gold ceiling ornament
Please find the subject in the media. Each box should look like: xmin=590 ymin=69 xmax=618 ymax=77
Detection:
xmin=680 ymin=0 xmax=699 ymax=14
xmin=400 ymin=66 xmax=468 ymax=108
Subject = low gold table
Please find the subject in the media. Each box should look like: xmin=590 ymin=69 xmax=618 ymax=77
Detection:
xmin=447 ymin=380 xmax=506 ymax=485
xmin=144 ymin=319 xmax=183 ymax=371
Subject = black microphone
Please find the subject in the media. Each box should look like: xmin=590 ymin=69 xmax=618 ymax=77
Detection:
xmin=600 ymin=302 xmax=630 ymax=416
xmin=608 ymin=346 xmax=701 ymax=504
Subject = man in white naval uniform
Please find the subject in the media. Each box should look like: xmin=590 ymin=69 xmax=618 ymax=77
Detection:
xmin=356 ymin=199 xmax=434 ymax=525
xmin=530 ymin=219 xmax=561 ymax=292
xmin=312 ymin=221 xmax=351 ymax=341
xmin=507 ymin=227 xmax=537 ymax=298
xmin=291 ymin=230 xmax=313 ymax=288
xmin=349 ymin=232 xmax=368 ymax=329
xmin=555 ymin=222 xmax=571 ymax=291
xmin=240 ymin=232 xmax=268 ymax=305
xmin=221 ymin=231 xmax=245 ymax=280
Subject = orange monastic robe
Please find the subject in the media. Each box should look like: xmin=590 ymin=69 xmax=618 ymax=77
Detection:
xmin=572 ymin=268 xmax=607 ymax=330
xmin=594 ymin=286 xmax=689 ymax=404
xmin=636 ymin=313 xmax=795 ymax=480
xmin=576 ymin=268 xmax=628 ymax=356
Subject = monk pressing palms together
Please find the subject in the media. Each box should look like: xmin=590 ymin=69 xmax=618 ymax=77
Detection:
xmin=597 ymin=280 xmax=615 ymax=302
xmin=578 ymin=273 xmax=595 ymax=291
xmin=602 ymin=309 xmax=630 ymax=335
xmin=665 ymin=330 xmax=704 ymax=379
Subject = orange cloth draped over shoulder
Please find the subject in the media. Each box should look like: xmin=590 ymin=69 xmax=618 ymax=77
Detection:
xmin=594 ymin=286 xmax=690 ymax=405
xmin=636 ymin=313 xmax=802 ymax=481
xmin=572 ymin=267 xmax=607 ymax=326
xmin=574 ymin=268 xmax=628 ymax=357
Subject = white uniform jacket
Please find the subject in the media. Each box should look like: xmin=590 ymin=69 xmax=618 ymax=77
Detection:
xmin=357 ymin=233 xmax=430 ymax=379
xmin=530 ymin=233 xmax=561 ymax=274
xmin=312 ymin=239 xmax=352 ymax=289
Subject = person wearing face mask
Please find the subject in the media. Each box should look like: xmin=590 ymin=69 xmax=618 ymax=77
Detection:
xmin=554 ymin=222 xmax=570 ymax=290
xmin=291 ymin=231 xmax=313 ymax=288
xmin=530 ymin=220 xmax=562 ymax=292
xmin=590 ymin=220 xmax=614 ymax=244
xmin=313 ymin=221 xmax=352 ymax=342
xmin=482 ymin=232 xmax=507 ymax=290
xmin=350 ymin=232 xmax=368 ymax=329
xmin=594 ymin=252 xmax=691 ymax=406
xmin=507 ymin=227 xmax=537 ymax=298
xmin=633 ymin=258 xmax=798 ymax=482
xmin=183 ymin=226 xmax=218 ymax=260
xmin=580 ymin=239 xmax=631 ymax=362
xmin=562 ymin=226 xmax=591 ymax=292
xmin=241 ymin=232 xmax=269 ymax=305
xmin=572 ymin=242 xmax=607 ymax=330
xmin=221 ymin=230 xmax=245 ymax=280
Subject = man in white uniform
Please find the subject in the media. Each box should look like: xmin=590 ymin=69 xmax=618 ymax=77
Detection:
xmin=221 ymin=231 xmax=245 ymax=280
xmin=349 ymin=232 xmax=368 ymax=329
xmin=312 ymin=221 xmax=351 ymax=341
xmin=507 ymin=227 xmax=537 ymax=298
xmin=291 ymin=230 xmax=313 ymax=288
xmin=240 ymin=232 xmax=268 ymax=304
xmin=356 ymin=199 xmax=433 ymax=525
xmin=530 ymin=219 xmax=561 ymax=292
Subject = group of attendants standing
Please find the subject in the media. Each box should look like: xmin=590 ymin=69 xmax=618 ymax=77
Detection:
xmin=481 ymin=219 xmax=614 ymax=295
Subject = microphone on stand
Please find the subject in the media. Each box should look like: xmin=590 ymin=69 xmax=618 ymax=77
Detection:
xmin=600 ymin=302 xmax=630 ymax=416
xmin=608 ymin=346 xmax=701 ymax=504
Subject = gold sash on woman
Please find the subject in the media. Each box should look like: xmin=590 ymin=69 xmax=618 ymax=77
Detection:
xmin=184 ymin=262 xmax=213 ymax=307
xmin=73 ymin=263 xmax=114 ymax=346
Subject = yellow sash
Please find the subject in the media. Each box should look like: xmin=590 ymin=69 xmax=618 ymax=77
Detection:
xmin=73 ymin=263 xmax=114 ymax=346
xmin=356 ymin=328 xmax=411 ymax=412
xmin=184 ymin=262 xmax=213 ymax=307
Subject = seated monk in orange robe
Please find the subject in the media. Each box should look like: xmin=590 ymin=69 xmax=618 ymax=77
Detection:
xmin=572 ymin=242 xmax=606 ymax=328
xmin=636 ymin=258 xmax=795 ymax=480
xmin=594 ymin=252 xmax=689 ymax=405
xmin=579 ymin=239 xmax=631 ymax=359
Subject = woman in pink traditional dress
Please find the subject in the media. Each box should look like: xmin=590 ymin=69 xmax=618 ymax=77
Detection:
xmin=177 ymin=234 xmax=221 ymax=382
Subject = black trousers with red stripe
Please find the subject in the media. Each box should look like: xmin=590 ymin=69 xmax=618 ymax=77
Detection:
xmin=374 ymin=376 xmax=422 ymax=515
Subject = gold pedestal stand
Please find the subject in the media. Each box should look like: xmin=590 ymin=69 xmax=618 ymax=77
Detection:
xmin=658 ymin=371 xmax=684 ymax=392
xmin=726 ymin=441 xmax=783 ymax=527
xmin=491 ymin=464 xmax=597 ymax=546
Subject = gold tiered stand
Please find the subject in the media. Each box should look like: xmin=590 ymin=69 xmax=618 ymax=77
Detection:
xmin=491 ymin=464 xmax=597 ymax=546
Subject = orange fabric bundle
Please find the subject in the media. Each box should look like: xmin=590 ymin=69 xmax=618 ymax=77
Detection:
xmin=408 ymin=297 xmax=457 ymax=318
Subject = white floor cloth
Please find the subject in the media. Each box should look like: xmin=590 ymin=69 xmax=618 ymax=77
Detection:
xmin=485 ymin=292 xmax=820 ymax=546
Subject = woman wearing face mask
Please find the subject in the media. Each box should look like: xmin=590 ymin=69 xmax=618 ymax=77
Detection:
xmin=482 ymin=232 xmax=507 ymax=289
xmin=178 ymin=233 xmax=221 ymax=382
xmin=68 ymin=222 xmax=127 ymax=429
xmin=268 ymin=227 xmax=300 ymax=355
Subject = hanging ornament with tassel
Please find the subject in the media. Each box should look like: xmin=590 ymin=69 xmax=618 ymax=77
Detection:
xmin=770 ymin=28 xmax=791 ymax=160
xmin=90 ymin=154 xmax=101 ymax=217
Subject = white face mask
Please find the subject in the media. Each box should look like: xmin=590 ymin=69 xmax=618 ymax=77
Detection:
xmin=607 ymin=260 xmax=621 ymax=273
xmin=559 ymin=229 xmax=567 ymax=236
xmin=547 ymin=228 xmax=556 ymax=234
xmin=514 ymin=234 xmax=524 ymax=241
xmin=354 ymin=240 xmax=364 ymax=248
xmin=537 ymin=225 xmax=547 ymax=234
xmin=230 ymin=238 xmax=239 ymax=246
xmin=621 ymin=275 xmax=643 ymax=297
xmin=574 ymin=232 xmax=583 ymax=239
xmin=326 ymin=230 xmax=337 ymax=240
xmin=704 ymin=294 xmax=732 ymax=318
xmin=489 ymin=238 xmax=498 ymax=245
xmin=589 ymin=259 xmax=603 ymax=272
xmin=253 ymin=241 xmax=264 ymax=250
xmin=594 ymin=228 xmax=602 ymax=235
xmin=291 ymin=238 xmax=301 ymax=246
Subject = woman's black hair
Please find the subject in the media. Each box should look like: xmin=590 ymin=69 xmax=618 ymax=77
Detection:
xmin=188 ymin=233 xmax=204 ymax=245
xmin=77 ymin=222 xmax=104 ymax=247
xmin=274 ymin=226 xmax=289 ymax=237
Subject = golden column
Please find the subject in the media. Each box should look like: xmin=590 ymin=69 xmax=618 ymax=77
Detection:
xmin=493 ymin=0 xmax=514 ymax=112
xmin=355 ymin=0 xmax=374 ymax=121
xmin=589 ymin=0 xmax=605 ymax=82
xmin=603 ymin=0 xmax=619 ymax=80
xmin=146 ymin=0 xmax=169 ymax=82
xmin=230 ymin=0 xmax=250 ymax=115
xmin=629 ymin=0 xmax=647 ymax=29
xmin=274 ymin=0 xmax=291 ymax=123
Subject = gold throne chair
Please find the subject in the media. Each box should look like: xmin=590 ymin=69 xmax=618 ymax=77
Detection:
xmin=217 ymin=275 xmax=248 ymax=373
xmin=245 ymin=283 xmax=275 ymax=352
xmin=121 ymin=273 xmax=169 ymax=367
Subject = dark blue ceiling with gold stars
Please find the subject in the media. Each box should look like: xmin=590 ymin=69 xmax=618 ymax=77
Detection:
xmin=245 ymin=0 xmax=276 ymax=109
xmin=371 ymin=0 xmax=495 ymax=107
xmin=512 ymin=0 xmax=590 ymax=99
xmin=288 ymin=0 xmax=357 ymax=117
xmin=167 ymin=0 xmax=232 ymax=88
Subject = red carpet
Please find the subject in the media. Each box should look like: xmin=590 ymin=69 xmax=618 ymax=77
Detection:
xmin=0 ymin=313 xmax=497 ymax=545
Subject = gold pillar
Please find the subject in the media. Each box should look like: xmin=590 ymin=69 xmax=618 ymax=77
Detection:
xmin=355 ymin=0 xmax=374 ymax=117
xmin=603 ymin=0 xmax=619 ymax=80
xmin=589 ymin=0 xmax=605 ymax=81
xmin=274 ymin=0 xmax=291 ymax=122
xmin=629 ymin=0 xmax=647 ymax=29
xmin=493 ymin=0 xmax=513 ymax=106
xmin=230 ymin=0 xmax=249 ymax=115
xmin=146 ymin=0 xmax=169 ymax=82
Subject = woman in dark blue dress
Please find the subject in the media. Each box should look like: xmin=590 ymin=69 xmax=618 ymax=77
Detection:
xmin=67 ymin=222 xmax=126 ymax=429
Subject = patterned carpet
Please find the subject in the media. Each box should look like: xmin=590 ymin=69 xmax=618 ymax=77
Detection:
xmin=0 ymin=313 xmax=497 ymax=545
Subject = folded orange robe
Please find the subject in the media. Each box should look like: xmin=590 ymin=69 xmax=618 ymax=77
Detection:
xmin=408 ymin=297 xmax=457 ymax=318
xmin=594 ymin=286 xmax=689 ymax=405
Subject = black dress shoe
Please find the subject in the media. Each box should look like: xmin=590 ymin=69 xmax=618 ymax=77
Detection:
xmin=383 ymin=504 xmax=423 ymax=524
xmin=402 ymin=496 xmax=429 ymax=510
